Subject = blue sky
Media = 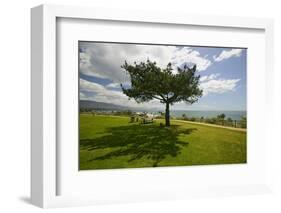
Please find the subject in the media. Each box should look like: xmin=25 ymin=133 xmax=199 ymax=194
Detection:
xmin=79 ymin=42 xmax=246 ymax=111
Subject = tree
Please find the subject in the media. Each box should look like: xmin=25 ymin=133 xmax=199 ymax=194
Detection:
xmin=240 ymin=116 xmax=247 ymax=128
xmin=217 ymin=113 xmax=226 ymax=120
xmin=217 ymin=113 xmax=226 ymax=126
xmin=121 ymin=60 xmax=203 ymax=126
xmin=227 ymin=117 xmax=233 ymax=122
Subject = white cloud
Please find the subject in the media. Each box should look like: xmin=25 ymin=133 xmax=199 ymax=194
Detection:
xmin=106 ymin=82 xmax=131 ymax=89
xmin=200 ymin=74 xmax=240 ymax=96
xmin=213 ymin=49 xmax=243 ymax=62
xmin=171 ymin=47 xmax=212 ymax=72
xmin=79 ymin=43 xmax=212 ymax=83
xmin=80 ymin=79 xmax=162 ymax=109
xmin=200 ymin=73 xmax=220 ymax=82
xmin=106 ymin=82 xmax=121 ymax=89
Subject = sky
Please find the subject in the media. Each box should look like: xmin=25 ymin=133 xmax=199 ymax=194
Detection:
xmin=79 ymin=41 xmax=247 ymax=111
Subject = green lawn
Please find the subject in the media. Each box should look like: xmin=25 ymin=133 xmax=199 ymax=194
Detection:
xmin=79 ymin=114 xmax=247 ymax=170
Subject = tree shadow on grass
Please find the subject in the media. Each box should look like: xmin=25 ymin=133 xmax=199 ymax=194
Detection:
xmin=80 ymin=124 xmax=197 ymax=167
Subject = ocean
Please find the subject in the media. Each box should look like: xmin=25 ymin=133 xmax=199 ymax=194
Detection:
xmin=169 ymin=110 xmax=246 ymax=121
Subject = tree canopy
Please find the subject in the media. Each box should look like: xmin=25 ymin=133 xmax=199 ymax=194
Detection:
xmin=121 ymin=60 xmax=203 ymax=126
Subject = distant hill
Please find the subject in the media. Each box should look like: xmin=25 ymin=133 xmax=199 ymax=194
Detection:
xmin=80 ymin=100 xmax=132 ymax=111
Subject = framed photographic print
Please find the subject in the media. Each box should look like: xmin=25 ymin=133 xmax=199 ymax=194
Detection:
xmin=31 ymin=4 xmax=274 ymax=208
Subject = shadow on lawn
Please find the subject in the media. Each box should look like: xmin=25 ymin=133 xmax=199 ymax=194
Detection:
xmin=80 ymin=124 xmax=197 ymax=167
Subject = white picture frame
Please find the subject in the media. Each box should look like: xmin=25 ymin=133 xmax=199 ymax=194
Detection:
xmin=31 ymin=4 xmax=274 ymax=208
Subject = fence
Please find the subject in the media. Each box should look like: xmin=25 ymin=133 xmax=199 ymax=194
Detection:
xmin=180 ymin=117 xmax=247 ymax=129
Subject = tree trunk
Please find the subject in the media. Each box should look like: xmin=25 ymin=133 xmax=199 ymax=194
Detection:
xmin=165 ymin=102 xmax=170 ymax=127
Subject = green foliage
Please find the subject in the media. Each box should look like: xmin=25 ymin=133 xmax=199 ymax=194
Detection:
xmin=217 ymin=113 xmax=226 ymax=120
xmin=205 ymin=118 xmax=217 ymax=124
xmin=227 ymin=117 xmax=233 ymax=122
xmin=240 ymin=116 xmax=247 ymax=128
xmin=120 ymin=60 xmax=203 ymax=126
xmin=80 ymin=108 xmax=93 ymax=113
xmin=113 ymin=110 xmax=133 ymax=116
xmin=121 ymin=60 xmax=202 ymax=104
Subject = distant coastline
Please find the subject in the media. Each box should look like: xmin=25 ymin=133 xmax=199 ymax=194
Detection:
xmin=80 ymin=100 xmax=246 ymax=121
xmin=169 ymin=110 xmax=246 ymax=121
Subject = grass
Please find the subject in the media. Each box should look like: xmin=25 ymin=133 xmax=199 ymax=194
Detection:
xmin=79 ymin=114 xmax=247 ymax=170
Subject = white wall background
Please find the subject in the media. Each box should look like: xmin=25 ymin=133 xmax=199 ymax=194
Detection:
xmin=0 ymin=0 xmax=280 ymax=212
